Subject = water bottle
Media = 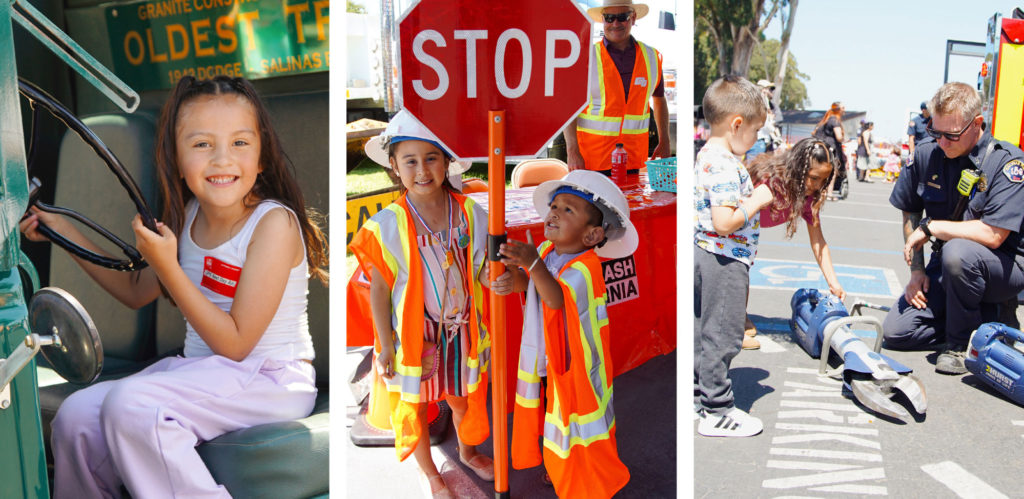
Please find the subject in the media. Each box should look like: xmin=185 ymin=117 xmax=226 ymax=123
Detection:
xmin=611 ymin=143 xmax=627 ymax=185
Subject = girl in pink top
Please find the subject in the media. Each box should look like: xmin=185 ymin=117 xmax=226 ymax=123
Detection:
xmin=741 ymin=138 xmax=845 ymax=346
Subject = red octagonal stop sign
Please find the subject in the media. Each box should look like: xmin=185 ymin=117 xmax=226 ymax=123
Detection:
xmin=398 ymin=0 xmax=591 ymax=160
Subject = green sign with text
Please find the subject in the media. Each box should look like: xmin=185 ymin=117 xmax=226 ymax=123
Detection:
xmin=106 ymin=0 xmax=329 ymax=91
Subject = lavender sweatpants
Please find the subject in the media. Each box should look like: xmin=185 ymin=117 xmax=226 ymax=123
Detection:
xmin=50 ymin=354 xmax=317 ymax=499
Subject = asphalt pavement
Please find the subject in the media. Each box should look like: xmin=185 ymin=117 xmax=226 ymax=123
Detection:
xmin=694 ymin=175 xmax=1024 ymax=498
xmin=345 ymin=348 xmax=677 ymax=498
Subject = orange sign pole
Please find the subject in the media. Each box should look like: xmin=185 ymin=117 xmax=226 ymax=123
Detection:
xmin=487 ymin=109 xmax=509 ymax=498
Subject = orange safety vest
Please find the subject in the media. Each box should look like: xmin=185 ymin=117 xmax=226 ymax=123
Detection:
xmin=349 ymin=192 xmax=491 ymax=461
xmin=576 ymin=39 xmax=663 ymax=172
xmin=511 ymin=241 xmax=629 ymax=498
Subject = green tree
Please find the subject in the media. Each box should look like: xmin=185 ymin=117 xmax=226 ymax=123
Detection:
xmin=347 ymin=0 xmax=367 ymax=13
xmin=694 ymin=29 xmax=718 ymax=107
xmin=695 ymin=0 xmax=808 ymax=111
xmin=748 ymin=39 xmax=810 ymax=110
xmin=695 ymin=0 xmax=782 ymax=77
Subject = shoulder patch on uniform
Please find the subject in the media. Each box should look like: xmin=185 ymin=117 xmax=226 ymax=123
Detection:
xmin=1003 ymin=159 xmax=1024 ymax=183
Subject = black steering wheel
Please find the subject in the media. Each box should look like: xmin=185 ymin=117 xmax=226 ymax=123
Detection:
xmin=19 ymin=78 xmax=158 ymax=271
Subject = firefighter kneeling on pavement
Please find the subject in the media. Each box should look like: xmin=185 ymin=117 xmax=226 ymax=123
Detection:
xmin=883 ymin=82 xmax=1024 ymax=375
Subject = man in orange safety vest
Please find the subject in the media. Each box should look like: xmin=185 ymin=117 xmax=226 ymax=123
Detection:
xmin=563 ymin=0 xmax=670 ymax=174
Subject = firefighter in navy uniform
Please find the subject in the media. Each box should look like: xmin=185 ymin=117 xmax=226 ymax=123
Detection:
xmin=884 ymin=82 xmax=1024 ymax=375
xmin=907 ymin=101 xmax=932 ymax=161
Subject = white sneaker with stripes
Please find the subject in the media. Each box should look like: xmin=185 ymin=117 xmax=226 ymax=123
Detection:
xmin=697 ymin=407 xmax=763 ymax=437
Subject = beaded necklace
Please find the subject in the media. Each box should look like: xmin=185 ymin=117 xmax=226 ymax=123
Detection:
xmin=408 ymin=192 xmax=470 ymax=343
xmin=408 ymin=193 xmax=456 ymax=269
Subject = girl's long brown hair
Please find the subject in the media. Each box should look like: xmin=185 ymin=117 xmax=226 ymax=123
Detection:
xmin=745 ymin=138 xmax=835 ymax=238
xmin=154 ymin=76 xmax=328 ymax=286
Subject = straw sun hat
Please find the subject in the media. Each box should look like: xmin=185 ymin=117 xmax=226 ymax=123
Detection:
xmin=586 ymin=0 xmax=650 ymax=23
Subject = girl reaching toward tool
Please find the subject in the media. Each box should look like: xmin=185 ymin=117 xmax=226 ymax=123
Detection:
xmin=742 ymin=138 xmax=846 ymax=347
xmin=20 ymin=75 xmax=328 ymax=497
xmin=349 ymin=111 xmax=494 ymax=499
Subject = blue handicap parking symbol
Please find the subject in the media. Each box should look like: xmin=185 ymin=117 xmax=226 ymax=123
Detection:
xmin=750 ymin=258 xmax=901 ymax=298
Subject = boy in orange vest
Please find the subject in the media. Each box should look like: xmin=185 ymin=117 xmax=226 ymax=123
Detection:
xmin=493 ymin=170 xmax=637 ymax=498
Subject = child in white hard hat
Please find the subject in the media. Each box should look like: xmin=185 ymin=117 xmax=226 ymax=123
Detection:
xmin=350 ymin=110 xmax=493 ymax=498
xmin=493 ymin=170 xmax=635 ymax=498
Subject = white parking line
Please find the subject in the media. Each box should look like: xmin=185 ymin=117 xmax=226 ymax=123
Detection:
xmin=783 ymin=381 xmax=837 ymax=391
xmin=780 ymin=400 xmax=870 ymax=412
xmin=775 ymin=422 xmax=879 ymax=436
xmin=772 ymin=433 xmax=881 ymax=449
xmin=920 ymin=461 xmax=1008 ymax=499
xmin=767 ymin=460 xmax=859 ymax=471
xmin=755 ymin=334 xmax=787 ymax=353
xmin=777 ymin=410 xmax=845 ymax=423
xmin=762 ymin=467 xmax=885 ymax=489
xmin=820 ymin=215 xmax=901 ymax=225
xmin=787 ymin=367 xmax=830 ymax=375
xmin=769 ymin=447 xmax=882 ymax=462
xmin=835 ymin=200 xmax=895 ymax=208
xmin=810 ymin=483 xmax=888 ymax=495
xmin=782 ymin=390 xmax=845 ymax=398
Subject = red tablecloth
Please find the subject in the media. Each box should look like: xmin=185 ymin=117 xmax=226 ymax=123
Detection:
xmin=347 ymin=175 xmax=677 ymax=406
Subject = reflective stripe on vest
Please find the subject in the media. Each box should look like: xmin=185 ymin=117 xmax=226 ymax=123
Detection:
xmin=362 ymin=204 xmax=425 ymax=395
xmin=577 ymin=41 xmax=660 ymax=135
xmin=541 ymin=260 xmax=615 ymax=458
xmin=514 ymin=244 xmax=616 ymax=452
xmin=543 ymin=393 xmax=617 ymax=457
xmin=514 ymin=239 xmax=554 ymax=410
xmin=576 ymin=40 xmax=663 ymax=171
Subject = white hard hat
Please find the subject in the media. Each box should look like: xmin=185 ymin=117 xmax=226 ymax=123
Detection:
xmin=533 ymin=170 xmax=638 ymax=259
xmin=364 ymin=110 xmax=472 ymax=175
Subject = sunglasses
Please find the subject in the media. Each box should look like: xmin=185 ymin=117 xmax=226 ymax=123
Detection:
xmin=603 ymin=12 xmax=632 ymax=23
xmin=926 ymin=116 xmax=980 ymax=142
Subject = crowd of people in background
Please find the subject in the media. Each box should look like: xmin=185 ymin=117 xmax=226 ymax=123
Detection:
xmin=693 ymin=96 xmax=918 ymax=191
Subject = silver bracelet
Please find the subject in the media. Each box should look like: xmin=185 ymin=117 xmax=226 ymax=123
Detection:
xmin=527 ymin=257 xmax=540 ymax=273
xmin=737 ymin=205 xmax=749 ymax=226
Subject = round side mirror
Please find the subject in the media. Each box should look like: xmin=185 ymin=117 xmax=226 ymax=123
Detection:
xmin=28 ymin=287 xmax=102 ymax=385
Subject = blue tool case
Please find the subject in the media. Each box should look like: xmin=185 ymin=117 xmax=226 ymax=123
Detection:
xmin=966 ymin=322 xmax=1024 ymax=406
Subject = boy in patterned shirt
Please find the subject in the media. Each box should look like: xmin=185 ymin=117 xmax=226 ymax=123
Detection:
xmin=694 ymin=76 xmax=774 ymax=437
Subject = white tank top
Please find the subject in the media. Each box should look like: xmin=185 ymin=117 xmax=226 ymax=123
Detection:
xmin=180 ymin=199 xmax=315 ymax=361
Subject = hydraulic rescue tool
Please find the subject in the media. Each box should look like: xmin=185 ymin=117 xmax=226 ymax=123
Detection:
xmin=790 ymin=289 xmax=928 ymax=422
xmin=965 ymin=322 xmax=1024 ymax=406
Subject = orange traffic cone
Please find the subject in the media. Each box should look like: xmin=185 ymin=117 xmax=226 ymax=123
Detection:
xmin=365 ymin=366 xmax=391 ymax=431
xmin=350 ymin=352 xmax=449 ymax=446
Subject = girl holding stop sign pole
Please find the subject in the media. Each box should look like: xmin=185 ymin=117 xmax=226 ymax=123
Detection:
xmin=350 ymin=111 xmax=496 ymax=498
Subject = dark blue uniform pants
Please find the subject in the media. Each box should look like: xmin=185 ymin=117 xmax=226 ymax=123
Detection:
xmin=883 ymin=239 xmax=1024 ymax=349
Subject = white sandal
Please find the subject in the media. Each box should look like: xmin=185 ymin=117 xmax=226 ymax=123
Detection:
xmin=419 ymin=473 xmax=453 ymax=499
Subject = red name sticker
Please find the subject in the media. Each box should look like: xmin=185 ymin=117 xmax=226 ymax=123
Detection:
xmin=201 ymin=257 xmax=242 ymax=297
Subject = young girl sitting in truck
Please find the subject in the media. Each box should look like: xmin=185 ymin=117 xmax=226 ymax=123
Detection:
xmin=21 ymin=75 xmax=328 ymax=498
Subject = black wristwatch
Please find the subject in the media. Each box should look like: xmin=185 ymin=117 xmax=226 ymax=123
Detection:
xmin=919 ymin=217 xmax=933 ymax=238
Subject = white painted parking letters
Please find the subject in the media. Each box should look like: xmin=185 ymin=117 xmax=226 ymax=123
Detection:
xmin=762 ymin=368 xmax=887 ymax=495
